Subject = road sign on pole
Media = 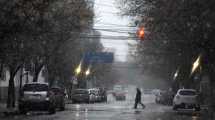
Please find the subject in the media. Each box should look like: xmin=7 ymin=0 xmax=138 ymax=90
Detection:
xmin=83 ymin=52 xmax=114 ymax=64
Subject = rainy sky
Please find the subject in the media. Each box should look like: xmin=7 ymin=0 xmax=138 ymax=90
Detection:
xmin=94 ymin=0 xmax=131 ymax=62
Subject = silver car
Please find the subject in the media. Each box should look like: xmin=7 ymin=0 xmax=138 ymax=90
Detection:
xmin=71 ymin=89 xmax=90 ymax=103
xmin=18 ymin=82 xmax=56 ymax=114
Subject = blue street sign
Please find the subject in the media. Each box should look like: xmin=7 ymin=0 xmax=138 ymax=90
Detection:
xmin=83 ymin=52 xmax=114 ymax=63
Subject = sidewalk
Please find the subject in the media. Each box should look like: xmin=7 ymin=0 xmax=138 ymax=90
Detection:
xmin=0 ymin=102 xmax=18 ymax=116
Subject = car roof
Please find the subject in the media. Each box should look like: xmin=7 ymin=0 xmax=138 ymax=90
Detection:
xmin=74 ymin=89 xmax=88 ymax=91
xmin=178 ymin=89 xmax=196 ymax=92
xmin=50 ymin=87 xmax=63 ymax=90
xmin=24 ymin=82 xmax=48 ymax=85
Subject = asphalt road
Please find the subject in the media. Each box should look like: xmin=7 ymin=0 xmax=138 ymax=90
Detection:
xmin=1 ymin=94 xmax=204 ymax=120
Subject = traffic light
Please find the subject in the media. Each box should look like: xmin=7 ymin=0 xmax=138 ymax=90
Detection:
xmin=137 ymin=27 xmax=145 ymax=40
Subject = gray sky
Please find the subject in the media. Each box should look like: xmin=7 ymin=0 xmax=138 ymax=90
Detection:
xmin=94 ymin=0 xmax=131 ymax=62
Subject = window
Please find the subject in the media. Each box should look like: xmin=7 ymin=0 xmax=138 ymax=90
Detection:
xmin=179 ymin=90 xmax=196 ymax=96
xmin=23 ymin=84 xmax=48 ymax=91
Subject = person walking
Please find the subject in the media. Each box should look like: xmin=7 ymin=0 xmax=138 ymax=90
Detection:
xmin=134 ymin=88 xmax=145 ymax=109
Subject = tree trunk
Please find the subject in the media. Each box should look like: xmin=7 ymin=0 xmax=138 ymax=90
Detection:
xmin=6 ymin=65 xmax=21 ymax=108
xmin=33 ymin=65 xmax=44 ymax=82
xmin=6 ymin=71 xmax=16 ymax=108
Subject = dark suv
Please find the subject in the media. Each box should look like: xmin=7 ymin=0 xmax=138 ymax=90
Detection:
xmin=71 ymin=89 xmax=90 ymax=103
xmin=50 ymin=87 xmax=66 ymax=111
xmin=18 ymin=82 xmax=56 ymax=114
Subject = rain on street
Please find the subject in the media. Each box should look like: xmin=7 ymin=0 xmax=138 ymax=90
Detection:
xmin=1 ymin=91 xmax=202 ymax=120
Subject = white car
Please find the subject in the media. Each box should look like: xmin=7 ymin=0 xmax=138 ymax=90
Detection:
xmin=88 ymin=89 xmax=97 ymax=103
xmin=173 ymin=89 xmax=200 ymax=111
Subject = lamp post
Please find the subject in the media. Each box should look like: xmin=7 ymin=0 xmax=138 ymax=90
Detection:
xmin=75 ymin=63 xmax=82 ymax=76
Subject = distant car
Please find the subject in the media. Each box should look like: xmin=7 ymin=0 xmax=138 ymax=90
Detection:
xmin=173 ymin=89 xmax=200 ymax=111
xmin=93 ymin=88 xmax=102 ymax=102
xmin=112 ymin=85 xmax=126 ymax=101
xmin=98 ymin=88 xmax=107 ymax=102
xmin=152 ymin=89 xmax=161 ymax=95
xmin=114 ymin=91 xmax=126 ymax=100
xmin=88 ymin=89 xmax=97 ymax=103
xmin=143 ymin=89 xmax=153 ymax=95
xmin=155 ymin=90 xmax=162 ymax=103
xmin=156 ymin=90 xmax=174 ymax=105
xmin=72 ymin=89 xmax=90 ymax=103
xmin=50 ymin=87 xmax=66 ymax=111
xmin=18 ymin=82 xmax=56 ymax=114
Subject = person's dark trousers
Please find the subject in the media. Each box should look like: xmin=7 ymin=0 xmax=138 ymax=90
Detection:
xmin=134 ymin=100 xmax=145 ymax=109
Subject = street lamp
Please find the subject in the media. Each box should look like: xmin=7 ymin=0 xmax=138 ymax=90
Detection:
xmin=75 ymin=63 xmax=82 ymax=75
xmin=174 ymin=70 xmax=179 ymax=80
xmin=191 ymin=55 xmax=201 ymax=75
xmin=85 ymin=68 xmax=90 ymax=76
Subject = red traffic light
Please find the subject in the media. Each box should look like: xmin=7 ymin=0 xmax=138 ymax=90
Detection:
xmin=137 ymin=27 xmax=145 ymax=40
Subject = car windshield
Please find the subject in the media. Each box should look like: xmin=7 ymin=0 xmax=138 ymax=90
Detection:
xmin=50 ymin=88 xmax=63 ymax=94
xmin=0 ymin=0 xmax=214 ymax=120
xmin=23 ymin=84 xmax=48 ymax=91
xmin=73 ymin=90 xmax=89 ymax=94
xmin=179 ymin=90 xmax=196 ymax=96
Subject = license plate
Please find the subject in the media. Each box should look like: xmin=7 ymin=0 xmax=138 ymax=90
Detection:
xmin=29 ymin=95 xmax=40 ymax=99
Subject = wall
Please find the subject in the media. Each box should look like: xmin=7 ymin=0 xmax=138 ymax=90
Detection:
xmin=0 ymin=67 xmax=46 ymax=102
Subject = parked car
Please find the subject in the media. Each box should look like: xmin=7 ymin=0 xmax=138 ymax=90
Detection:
xmin=88 ymin=89 xmax=97 ymax=103
xmin=143 ymin=89 xmax=153 ymax=95
xmin=98 ymin=88 xmax=107 ymax=102
xmin=93 ymin=88 xmax=102 ymax=102
xmin=50 ymin=87 xmax=66 ymax=111
xmin=152 ymin=89 xmax=161 ymax=95
xmin=155 ymin=90 xmax=162 ymax=103
xmin=155 ymin=90 xmax=174 ymax=105
xmin=114 ymin=92 xmax=126 ymax=100
xmin=71 ymin=89 xmax=90 ymax=103
xmin=18 ymin=82 xmax=56 ymax=114
xmin=173 ymin=89 xmax=200 ymax=111
xmin=112 ymin=85 xmax=126 ymax=101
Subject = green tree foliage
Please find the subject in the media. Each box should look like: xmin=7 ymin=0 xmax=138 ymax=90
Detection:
xmin=118 ymin=0 xmax=215 ymax=87
xmin=0 ymin=0 xmax=102 ymax=108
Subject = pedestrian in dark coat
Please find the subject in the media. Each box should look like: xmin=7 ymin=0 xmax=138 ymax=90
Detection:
xmin=134 ymin=88 xmax=145 ymax=109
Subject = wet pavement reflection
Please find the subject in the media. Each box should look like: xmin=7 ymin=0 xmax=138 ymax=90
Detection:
xmin=1 ymin=94 xmax=204 ymax=120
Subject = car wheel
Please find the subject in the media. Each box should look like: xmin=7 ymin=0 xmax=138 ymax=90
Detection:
xmin=173 ymin=105 xmax=178 ymax=110
xmin=19 ymin=107 xmax=27 ymax=114
xmin=48 ymin=106 xmax=56 ymax=114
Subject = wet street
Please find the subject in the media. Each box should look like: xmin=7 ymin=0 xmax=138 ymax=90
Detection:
xmin=1 ymin=94 xmax=204 ymax=120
